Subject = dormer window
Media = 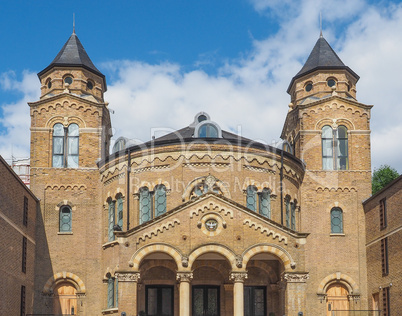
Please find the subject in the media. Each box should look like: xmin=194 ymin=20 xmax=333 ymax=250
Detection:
xmin=192 ymin=112 xmax=222 ymax=138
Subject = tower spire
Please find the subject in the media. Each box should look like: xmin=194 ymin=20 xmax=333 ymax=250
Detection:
xmin=73 ymin=13 xmax=75 ymax=34
xmin=320 ymin=12 xmax=323 ymax=38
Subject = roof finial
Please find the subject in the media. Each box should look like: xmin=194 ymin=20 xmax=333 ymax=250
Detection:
xmin=73 ymin=13 xmax=75 ymax=34
xmin=320 ymin=11 xmax=323 ymax=38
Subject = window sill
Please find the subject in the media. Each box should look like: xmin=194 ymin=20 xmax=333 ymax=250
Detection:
xmin=102 ymin=240 xmax=119 ymax=250
xmin=330 ymin=233 xmax=345 ymax=237
xmin=58 ymin=232 xmax=73 ymax=235
xmin=102 ymin=307 xmax=118 ymax=314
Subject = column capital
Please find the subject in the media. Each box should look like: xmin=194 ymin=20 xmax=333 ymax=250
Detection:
xmin=115 ymin=272 xmax=141 ymax=282
xmin=282 ymin=272 xmax=309 ymax=283
xmin=176 ymin=272 xmax=193 ymax=282
xmin=230 ymin=271 xmax=248 ymax=283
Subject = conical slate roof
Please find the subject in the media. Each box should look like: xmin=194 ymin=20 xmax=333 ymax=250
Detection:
xmin=287 ymin=36 xmax=359 ymax=93
xmin=38 ymin=32 xmax=106 ymax=87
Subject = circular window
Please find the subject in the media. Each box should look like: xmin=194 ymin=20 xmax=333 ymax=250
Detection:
xmin=327 ymin=79 xmax=336 ymax=87
xmin=305 ymin=83 xmax=313 ymax=92
xmin=47 ymin=80 xmax=52 ymax=89
xmin=64 ymin=77 xmax=73 ymax=85
xmin=198 ymin=114 xmax=207 ymax=122
xmin=205 ymin=219 xmax=218 ymax=231
xmin=87 ymin=81 xmax=93 ymax=90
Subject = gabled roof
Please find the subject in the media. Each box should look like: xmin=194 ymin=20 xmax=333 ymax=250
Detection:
xmin=38 ymin=32 xmax=106 ymax=88
xmin=287 ymin=36 xmax=359 ymax=93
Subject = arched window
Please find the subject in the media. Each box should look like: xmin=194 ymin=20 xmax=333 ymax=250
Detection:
xmin=108 ymin=200 xmax=116 ymax=242
xmin=322 ymin=125 xmax=348 ymax=170
xmin=199 ymin=123 xmax=218 ymax=138
xmin=52 ymin=123 xmax=79 ymax=168
xmin=154 ymin=185 xmax=167 ymax=217
xmin=139 ymin=187 xmax=152 ymax=224
xmin=107 ymin=274 xmax=115 ymax=309
xmin=59 ymin=206 xmax=72 ymax=232
xmin=246 ymin=186 xmax=257 ymax=212
xmin=285 ymin=197 xmax=290 ymax=228
xmin=331 ymin=207 xmax=343 ymax=233
xmin=291 ymin=201 xmax=296 ymax=230
xmin=117 ymin=195 xmax=123 ymax=229
xmin=258 ymin=188 xmax=271 ymax=218
xmin=337 ymin=126 xmax=348 ymax=170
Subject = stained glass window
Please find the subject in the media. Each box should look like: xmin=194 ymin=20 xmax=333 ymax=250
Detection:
xmin=246 ymin=186 xmax=257 ymax=211
xmin=331 ymin=207 xmax=343 ymax=233
xmin=60 ymin=206 xmax=72 ymax=232
xmin=154 ymin=185 xmax=167 ymax=217
xmin=108 ymin=201 xmax=115 ymax=241
xmin=337 ymin=126 xmax=348 ymax=170
xmin=259 ymin=188 xmax=271 ymax=218
xmin=139 ymin=187 xmax=152 ymax=224
xmin=117 ymin=196 xmax=123 ymax=228
xmin=107 ymin=275 xmax=114 ymax=308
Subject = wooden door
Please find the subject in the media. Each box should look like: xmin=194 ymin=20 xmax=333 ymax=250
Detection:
xmin=326 ymin=283 xmax=349 ymax=316
xmin=53 ymin=283 xmax=78 ymax=315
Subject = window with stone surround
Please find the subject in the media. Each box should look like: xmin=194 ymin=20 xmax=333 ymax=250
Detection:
xmin=139 ymin=185 xmax=167 ymax=225
xmin=330 ymin=207 xmax=343 ymax=233
xmin=59 ymin=205 xmax=72 ymax=232
xmin=322 ymin=125 xmax=348 ymax=170
xmin=52 ymin=123 xmax=79 ymax=168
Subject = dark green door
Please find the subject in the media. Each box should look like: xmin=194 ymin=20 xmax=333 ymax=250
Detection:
xmin=244 ymin=286 xmax=266 ymax=316
xmin=146 ymin=285 xmax=173 ymax=316
xmin=192 ymin=285 xmax=220 ymax=316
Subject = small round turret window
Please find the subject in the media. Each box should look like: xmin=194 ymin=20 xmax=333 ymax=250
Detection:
xmin=327 ymin=79 xmax=336 ymax=87
xmin=64 ymin=77 xmax=73 ymax=85
xmin=87 ymin=81 xmax=93 ymax=90
xmin=198 ymin=114 xmax=207 ymax=122
xmin=305 ymin=83 xmax=313 ymax=92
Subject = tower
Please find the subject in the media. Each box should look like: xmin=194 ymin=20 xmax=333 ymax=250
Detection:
xmin=282 ymin=35 xmax=372 ymax=314
xmin=29 ymin=31 xmax=111 ymax=314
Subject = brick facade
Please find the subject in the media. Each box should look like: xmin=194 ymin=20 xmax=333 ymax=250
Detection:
xmin=26 ymin=33 xmax=374 ymax=316
xmin=0 ymin=155 xmax=38 ymax=316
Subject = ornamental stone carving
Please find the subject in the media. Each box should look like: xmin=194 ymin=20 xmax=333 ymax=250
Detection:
xmin=181 ymin=256 xmax=189 ymax=268
xmin=235 ymin=255 xmax=243 ymax=268
xmin=282 ymin=272 xmax=309 ymax=283
xmin=115 ymin=272 xmax=141 ymax=282
xmin=229 ymin=272 xmax=248 ymax=283
xmin=176 ymin=272 xmax=193 ymax=282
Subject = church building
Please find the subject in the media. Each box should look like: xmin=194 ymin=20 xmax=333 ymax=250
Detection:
xmin=28 ymin=30 xmax=372 ymax=316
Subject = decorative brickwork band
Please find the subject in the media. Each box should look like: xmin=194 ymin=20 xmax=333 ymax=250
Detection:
xmin=176 ymin=272 xmax=193 ymax=283
xmin=282 ymin=272 xmax=309 ymax=283
xmin=115 ymin=272 xmax=140 ymax=282
xmin=230 ymin=272 xmax=248 ymax=283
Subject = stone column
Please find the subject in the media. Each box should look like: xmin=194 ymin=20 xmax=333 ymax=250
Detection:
xmin=230 ymin=272 xmax=248 ymax=316
xmin=115 ymin=272 xmax=140 ymax=316
xmin=282 ymin=272 xmax=309 ymax=315
xmin=176 ymin=272 xmax=193 ymax=316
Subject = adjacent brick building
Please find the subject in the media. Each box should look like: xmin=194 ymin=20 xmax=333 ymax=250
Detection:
xmin=0 ymin=155 xmax=39 ymax=316
xmin=27 ymin=31 xmax=374 ymax=315
xmin=364 ymin=175 xmax=402 ymax=315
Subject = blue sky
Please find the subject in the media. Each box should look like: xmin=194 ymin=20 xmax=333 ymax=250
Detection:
xmin=1 ymin=0 xmax=402 ymax=174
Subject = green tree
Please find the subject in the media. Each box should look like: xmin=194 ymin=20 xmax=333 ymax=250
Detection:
xmin=372 ymin=165 xmax=399 ymax=194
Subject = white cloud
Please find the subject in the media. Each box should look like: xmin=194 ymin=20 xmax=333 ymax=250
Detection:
xmin=0 ymin=71 xmax=40 ymax=161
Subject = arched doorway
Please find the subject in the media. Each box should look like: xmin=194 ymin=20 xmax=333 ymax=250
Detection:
xmin=326 ymin=283 xmax=349 ymax=316
xmin=53 ymin=282 xmax=78 ymax=315
xmin=245 ymin=253 xmax=283 ymax=316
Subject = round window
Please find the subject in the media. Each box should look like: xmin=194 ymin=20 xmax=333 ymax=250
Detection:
xmin=64 ymin=77 xmax=73 ymax=85
xmin=305 ymin=83 xmax=313 ymax=92
xmin=327 ymin=79 xmax=336 ymax=87
xmin=198 ymin=114 xmax=207 ymax=122
xmin=87 ymin=81 xmax=93 ymax=90
xmin=205 ymin=219 xmax=218 ymax=231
